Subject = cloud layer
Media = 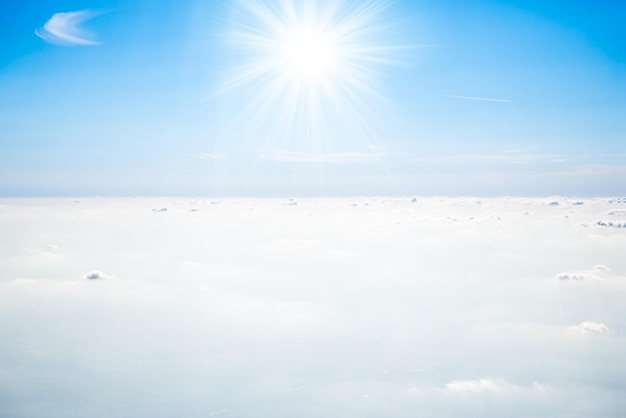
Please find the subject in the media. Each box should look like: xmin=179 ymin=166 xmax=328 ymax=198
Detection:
xmin=0 ymin=197 xmax=624 ymax=417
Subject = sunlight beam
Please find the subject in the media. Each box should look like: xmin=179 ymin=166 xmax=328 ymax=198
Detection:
xmin=223 ymin=0 xmax=399 ymax=154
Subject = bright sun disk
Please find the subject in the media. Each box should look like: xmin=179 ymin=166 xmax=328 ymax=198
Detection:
xmin=225 ymin=0 xmax=398 ymax=152
xmin=283 ymin=29 xmax=336 ymax=78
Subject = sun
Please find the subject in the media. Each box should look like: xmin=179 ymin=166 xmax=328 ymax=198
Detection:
xmin=223 ymin=0 xmax=398 ymax=153
xmin=283 ymin=28 xmax=337 ymax=79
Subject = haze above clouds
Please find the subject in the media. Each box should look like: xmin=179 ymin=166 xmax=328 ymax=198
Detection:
xmin=1 ymin=197 xmax=624 ymax=417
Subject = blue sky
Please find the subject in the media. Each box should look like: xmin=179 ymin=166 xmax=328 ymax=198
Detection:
xmin=1 ymin=0 xmax=624 ymax=196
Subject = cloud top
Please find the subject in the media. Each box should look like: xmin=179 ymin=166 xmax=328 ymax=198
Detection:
xmin=556 ymin=265 xmax=624 ymax=282
xmin=567 ymin=321 xmax=609 ymax=335
xmin=83 ymin=270 xmax=113 ymax=280
xmin=35 ymin=10 xmax=100 ymax=46
xmin=407 ymin=378 xmax=549 ymax=397
xmin=446 ymin=378 xmax=514 ymax=394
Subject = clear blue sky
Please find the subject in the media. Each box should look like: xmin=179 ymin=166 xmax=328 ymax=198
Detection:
xmin=1 ymin=0 xmax=624 ymax=196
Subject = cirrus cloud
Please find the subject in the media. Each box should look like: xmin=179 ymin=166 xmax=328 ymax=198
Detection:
xmin=35 ymin=10 xmax=101 ymax=46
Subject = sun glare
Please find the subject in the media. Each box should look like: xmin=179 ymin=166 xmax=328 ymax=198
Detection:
xmin=225 ymin=0 xmax=397 ymax=153
xmin=283 ymin=28 xmax=336 ymax=79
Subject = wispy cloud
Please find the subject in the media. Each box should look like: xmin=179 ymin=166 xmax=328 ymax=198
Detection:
xmin=259 ymin=148 xmax=386 ymax=164
xmin=410 ymin=152 xmax=560 ymax=164
xmin=35 ymin=10 xmax=100 ymax=46
xmin=444 ymin=378 xmax=523 ymax=394
xmin=407 ymin=378 xmax=549 ymax=397
xmin=195 ymin=153 xmax=227 ymax=160
xmin=447 ymin=95 xmax=512 ymax=103
xmin=503 ymin=148 xmax=532 ymax=154
xmin=546 ymin=165 xmax=626 ymax=177
xmin=555 ymin=265 xmax=624 ymax=282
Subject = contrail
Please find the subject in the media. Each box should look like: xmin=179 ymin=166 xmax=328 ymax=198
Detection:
xmin=447 ymin=95 xmax=512 ymax=103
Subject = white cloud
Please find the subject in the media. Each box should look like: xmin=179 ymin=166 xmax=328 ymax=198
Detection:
xmin=409 ymin=152 xmax=560 ymax=165
xmin=18 ymin=245 xmax=69 ymax=265
xmin=35 ymin=10 xmax=101 ymax=46
xmin=556 ymin=265 xmax=624 ymax=282
xmin=196 ymin=153 xmax=227 ymax=160
xmin=566 ymin=321 xmax=609 ymax=335
xmin=207 ymin=409 xmax=228 ymax=416
xmin=269 ymin=238 xmax=319 ymax=249
xmin=259 ymin=148 xmax=386 ymax=163
xmin=445 ymin=378 xmax=519 ymax=394
xmin=556 ymin=272 xmax=589 ymax=281
xmin=504 ymin=148 xmax=532 ymax=154
xmin=406 ymin=378 xmax=550 ymax=398
xmin=443 ymin=378 xmax=545 ymax=395
xmin=545 ymin=165 xmax=626 ymax=177
xmin=0 ymin=197 xmax=624 ymax=418
xmin=607 ymin=209 xmax=626 ymax=216
xmin=83 ymin=270 xmax=113 ymax=280
xmin=595 ymin=220 xmax=625 ymax=228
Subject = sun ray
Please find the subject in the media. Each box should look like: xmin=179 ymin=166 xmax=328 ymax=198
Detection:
xmin=223 ymin=0 xmax=400 ymax=155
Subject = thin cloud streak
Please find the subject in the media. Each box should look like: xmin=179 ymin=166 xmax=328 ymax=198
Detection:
xmin=195 ymin=153 xmax=227 ymax=160
xmin=409 ymin=152 xmax=561 ymax=164
xmin=35 ymin=10 xmax=100 ymax=46
xmin=259 ymin=148 xmax=387 ymax=164
xmin=544 ymin=165 xmax=626 ymax=177
xmin=447 ymin=95 xmax=512 ymax=103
